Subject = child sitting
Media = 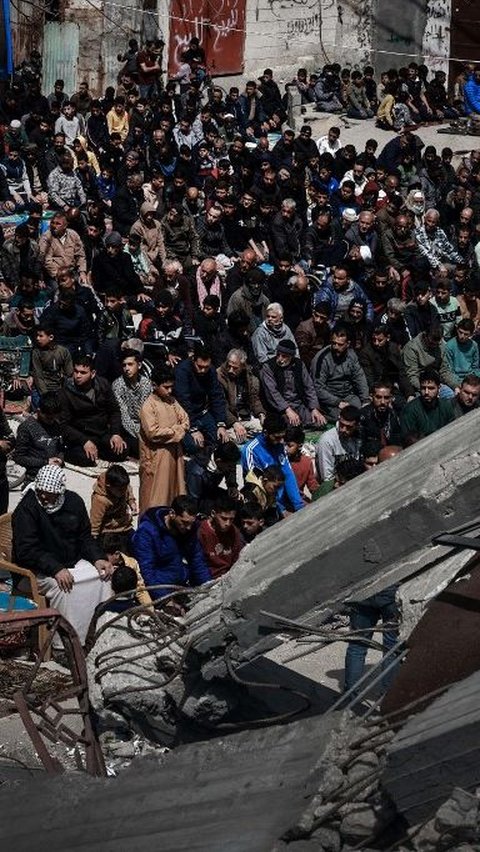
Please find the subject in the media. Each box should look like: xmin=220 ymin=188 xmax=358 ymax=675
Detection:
xmin=237 ymin=501 xmax=265 ymax=544
xmin=104 ymin=538 xmax=152 ymax=610
xmin=186 ymin=440 xmax=240 ymax=514
xmin=96 ymin=164 xmax=116 ymax=208
xmin=90 ymin=464 xmax=137 ymax=551
xmin=445 ymin=318 xmax=480 ymax=382
xmin=284 ymin=426 xmax=320 ymax=501
xmin=192 ymin=294 xmax=226 ymax=363
xmin=242 ymin=463 xmax=285 ymax=525
xmin=31 ymin=323 xmax=74 ymax=396
xmin=195 ymin=141 xmax=217 ymax=188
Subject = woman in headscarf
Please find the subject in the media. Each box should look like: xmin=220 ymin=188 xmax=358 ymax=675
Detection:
xmin=12 ymin=465 xmax=113 ymax=646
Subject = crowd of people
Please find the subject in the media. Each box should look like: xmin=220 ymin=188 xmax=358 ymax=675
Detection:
xmin=1 ymin=42 xmax=480 ymax=688
xmin=294 ymin=60 xmax=480 ymax=130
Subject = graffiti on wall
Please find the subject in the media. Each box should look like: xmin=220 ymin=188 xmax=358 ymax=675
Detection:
xmin=267 ymin=0 xmax=317 ymax=20
xmin=422 ymin=0 xmax=451 ymax=72
xmin=169 ymin=0 xmax=246 ymax=75
xmin=286 ymin=11 xmax=320 ymax=38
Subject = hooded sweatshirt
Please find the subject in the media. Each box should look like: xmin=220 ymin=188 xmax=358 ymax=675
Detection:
xmin=130 ymin=201 xmax=166 ymax=266
xmin=90 ymin=471 xmax=136 ymax=537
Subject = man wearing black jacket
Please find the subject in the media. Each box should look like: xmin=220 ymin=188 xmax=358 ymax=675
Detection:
xmin=358 ymin=325 xmax=415 ymax=401
xmin=58 ymin=353 xmax=127 ymax=465
xmin=111 ymin=172 xmax=144 ymax=236
xmin=360 ymin=381 xmax=403 ymax=450
xmin=174 ymin=344 xmax=227 ymax=457
xmin=91 ymin=231 xmax=143 ymax=304
xmin=12 ymin=464 xmax=112 ymax=646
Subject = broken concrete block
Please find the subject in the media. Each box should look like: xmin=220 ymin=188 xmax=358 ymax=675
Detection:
xmin=384 ymin=671 xmax=480 ymax=825
xmin=0 ymin=715 xmax=341 ymax=851
xmin=318 ymin=764 xmax=345 ymax=798
xmin=410 ymin=818 xmax=441 ymax=850
xmin=434 ymin=787 xmax=478 ymax=833
xmin=339 ymin=802 xmax=378 ymax=841
xmin=310 ymin=825 xmax=341 ymax=851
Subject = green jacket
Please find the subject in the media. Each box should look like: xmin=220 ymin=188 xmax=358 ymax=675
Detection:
xmin=400 ymin=396 xmax=455 ymax=442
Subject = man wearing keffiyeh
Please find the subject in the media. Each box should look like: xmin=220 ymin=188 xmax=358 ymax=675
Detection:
xmin=12 ymin=465 xmax=114 ymax=646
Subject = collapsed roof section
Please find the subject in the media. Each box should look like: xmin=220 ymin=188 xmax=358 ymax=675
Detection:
xmin=187 ymin=410 xmax=480 ymax=659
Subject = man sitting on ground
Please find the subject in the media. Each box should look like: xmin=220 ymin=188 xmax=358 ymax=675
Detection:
xmin=185 ymin=441 xmax=240 ymax=513
xmin=216 ymin=348 xmax=265 ymax=443
xmin=261 ymin=339 xmax=326 ymax=428
xmin=315 ymin=405 xmax=362 ymax=483
xmin=360 ymin=381 xmax=403 ymax=450
xmin=14 ymin=393 xmax=64 ymax=483
xmin=402 ymin=326 xmax=459 ymax=396
xmin=58 ymin=353 xmax=127 ymax=466
xmin=311 ymin=323 xmax=369 ymax=423
xmin=400 ymin=367 xmax=455 ymax=445
xmin=451 ymin=374 xmax=480 ymax=418
xmin=174 ymin=344 xmax=228 ymax=457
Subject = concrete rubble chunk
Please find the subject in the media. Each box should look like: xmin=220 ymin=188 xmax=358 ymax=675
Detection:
xmin=384 ymin=670 xmax=480 ymax=825
xmin=434 ymin=787 xmax=479 ymax=832
xmin=0 ymin=715 xmax=340 ymax=852
xmin=310 ymin=825 xmax=342 ymax=851
xmin=317 ymin=765 xmax=345 ymax=798
xmin=338 ymin=802 xmax=379 ymax=841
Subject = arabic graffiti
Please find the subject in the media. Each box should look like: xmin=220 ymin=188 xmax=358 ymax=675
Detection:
xmin=267 ymin=0 xmax=318 ymax=21
xmin=169 ymin=0 xmax=246 ymax=75
xmin=422 ymin=0 xmax=450 ymax=72
xmin=286 ymin=12 xmax=321 ymax=37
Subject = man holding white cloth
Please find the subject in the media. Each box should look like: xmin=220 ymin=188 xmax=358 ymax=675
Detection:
xmin=12 ymin=465 xmax=113 ymax=645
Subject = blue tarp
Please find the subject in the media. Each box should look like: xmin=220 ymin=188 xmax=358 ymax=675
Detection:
xmin=0 ymin=0 xmax=14 ymax=81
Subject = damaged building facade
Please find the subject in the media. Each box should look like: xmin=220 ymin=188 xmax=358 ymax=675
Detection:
xmin=5 ymin=0 xmax=480 ymax=96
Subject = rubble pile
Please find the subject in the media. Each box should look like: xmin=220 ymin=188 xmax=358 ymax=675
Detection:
xmin=396 ymin=787 xmax=480 ymax=852
xmin=278 ymin=713 xmax=480 ymax=851
xmin=280 ymin=711 xmax=398 ymax=850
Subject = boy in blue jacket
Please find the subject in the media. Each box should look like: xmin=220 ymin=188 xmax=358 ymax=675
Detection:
xmin=131 ymin=495 xmax=211 ymax=601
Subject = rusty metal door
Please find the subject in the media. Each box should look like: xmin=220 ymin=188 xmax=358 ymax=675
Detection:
xmin=168 ymin=0 xmax=246 ymax=77
xmin=449 ymin=0 xmax=480 ymax=87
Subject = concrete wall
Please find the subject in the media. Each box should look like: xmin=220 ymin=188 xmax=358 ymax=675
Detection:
xmin=241 ymin=0 xmax=375 ymax=81
xmin=421 ymin=0 xmax=452 ymax=77
xmin=63 ymin=0 xmax=142 ymax=97
xmin=9 ymin=0 xmax=43 ymax=65
xmin=9 ymin=0 xmax=453 ymax=97
xmin=322 ymin=0 xmax=374 ymax=71
xmin=372 ymin=0 xmax=452 ymax=76
xmin=242 ymin=0 xmax=323 ymax=81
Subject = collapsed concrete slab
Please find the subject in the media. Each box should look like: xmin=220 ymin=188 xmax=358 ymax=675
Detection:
xmin=383 ymin=670 xmax=480 ymax=826
xmin=88 ymin=412 xmax=480 ymax=742
xmin=0 ymin=714 xmax=340 ymax=852
xmin=189 ymin=410 xmax=480 ymax=657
